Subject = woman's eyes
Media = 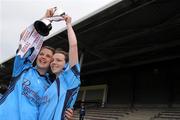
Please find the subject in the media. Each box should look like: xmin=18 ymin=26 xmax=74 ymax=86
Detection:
xmin=46 ymin=54 xmax=51 ymax=58
xmin=52 ymin=59 xmax=61 ymax=62
xmin=57 ymin=59 xmax=62 ymax=62
xmin=39 ymin=53 xmax=44 ymax=56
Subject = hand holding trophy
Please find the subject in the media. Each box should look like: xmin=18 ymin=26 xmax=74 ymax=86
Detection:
xmin=34 ymin=7 xmax=65 ymax=36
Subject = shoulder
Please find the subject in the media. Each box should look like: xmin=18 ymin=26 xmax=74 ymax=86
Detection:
xmin=64 ymin=63 xmax=80 ymax=76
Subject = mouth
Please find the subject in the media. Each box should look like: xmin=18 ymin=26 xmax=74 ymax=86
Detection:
xmin=39 ymin=59 xmax=47 ymax=64
xmin=51 ymin=65 xmax=60 ymax=70
xmin=51 ymin=65 xmax=57 ymax=70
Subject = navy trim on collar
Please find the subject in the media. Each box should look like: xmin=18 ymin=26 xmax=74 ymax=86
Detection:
xmin=33 ymin=67 xmax=51 ymax=84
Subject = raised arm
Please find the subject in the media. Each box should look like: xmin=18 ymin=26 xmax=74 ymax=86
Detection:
xmin=64 ymin=15 xmax=79 ymax=67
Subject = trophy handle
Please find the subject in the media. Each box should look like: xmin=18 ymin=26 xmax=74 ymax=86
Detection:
xmin=47 ymin=6 xmax=65 ymax=22
xmin=48 ymin=16 xmax=64 ymax=22
xmin=53 ymin=7 xmax=57 ymax=14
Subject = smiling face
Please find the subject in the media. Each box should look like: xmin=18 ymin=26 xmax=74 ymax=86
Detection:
xmin=50 ymin=53 xmax=66 ymax=75
xmin=36 ymin=47 xmax=54 ymax=72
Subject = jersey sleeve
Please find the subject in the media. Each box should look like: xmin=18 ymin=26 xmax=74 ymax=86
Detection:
xmin=63 ymin=63 xmax=81 ymax=88
xmin=12 ymin=24 xmax=43 ymax=78
xmin=12 ymin=47 xmax=34 ymax=77
xmin=63 ymin=63 xmax=81 ymax=109
xmin=68 ymin=86 xmax=80 ymax=109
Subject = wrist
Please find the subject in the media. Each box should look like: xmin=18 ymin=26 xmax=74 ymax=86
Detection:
xmin=66 ymin=22 xmax=71 ymax=26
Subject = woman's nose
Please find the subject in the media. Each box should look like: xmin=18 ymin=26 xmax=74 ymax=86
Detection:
xmin=41 ymin=55 xmax=46 ymax=59
xmin=51 ymin=60 xmax=56 ymax=65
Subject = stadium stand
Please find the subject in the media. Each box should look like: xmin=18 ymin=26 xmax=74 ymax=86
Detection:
xmin=74 ymin=104 xmax=131 ymax=120
xmin=153 ymin=108 xmax=180 ymax=120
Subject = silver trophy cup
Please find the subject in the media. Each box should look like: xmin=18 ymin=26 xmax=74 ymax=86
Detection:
xmin=34 ymin=7 xmax=65 ymax=36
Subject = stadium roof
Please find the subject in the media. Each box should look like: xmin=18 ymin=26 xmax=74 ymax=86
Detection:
xmin=1 ymin=0 xmax=180 ymax=84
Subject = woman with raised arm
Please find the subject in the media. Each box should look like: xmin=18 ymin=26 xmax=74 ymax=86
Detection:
xmin=39 ymin=15 xmax=80 ymax=120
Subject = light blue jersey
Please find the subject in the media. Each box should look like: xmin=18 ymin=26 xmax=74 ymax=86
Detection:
xmin=39 ymin=64 xmax=81 ymax=120
xmin=0 ymin=48 xmax=51 ymax=120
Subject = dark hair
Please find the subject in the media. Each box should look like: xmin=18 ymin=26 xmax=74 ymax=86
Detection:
xmin=55 ymin=48 xmax=69 ymax=63
xmin=41 ymin=46 xmax=55 ymax=54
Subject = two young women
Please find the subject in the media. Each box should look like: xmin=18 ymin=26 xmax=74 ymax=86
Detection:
xmin=0 ymin=8 xmax=80 ymax=120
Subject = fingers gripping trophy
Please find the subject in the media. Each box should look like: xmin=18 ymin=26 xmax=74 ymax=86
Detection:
xmin=34 ymin=6 xmax=65 ymax=36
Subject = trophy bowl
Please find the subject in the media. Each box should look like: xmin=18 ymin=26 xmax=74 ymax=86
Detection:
xmin=34 ymin=19 xmax=52 ymax=36
xmin=34 ymin=6 xmax=65 ymax=36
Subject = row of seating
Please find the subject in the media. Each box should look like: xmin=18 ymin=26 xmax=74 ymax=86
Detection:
xmin=73 ymin=105 xmax=131 ymax=120
xmin=73 ymin=104 xmax=180 ymax=120
xmin=153 ymin=108 xmax=180 ymax=120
